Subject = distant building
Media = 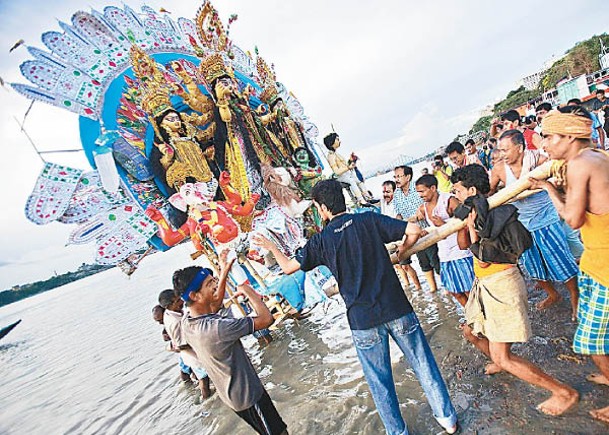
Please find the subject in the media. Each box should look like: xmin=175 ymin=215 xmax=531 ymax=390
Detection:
xmin=521 ymin=54 xmax=567 ymax=91
xmin=557 ymin=75 xmax=590 ymax=105
xmin=522 ymin=70 xmax=546 ymax=91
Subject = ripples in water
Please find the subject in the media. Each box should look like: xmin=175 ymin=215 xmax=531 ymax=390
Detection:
xmin=0 ymin=245 xmax=465 ymax=434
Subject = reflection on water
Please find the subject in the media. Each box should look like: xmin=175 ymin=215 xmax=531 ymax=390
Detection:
xmin=0 ymin=245 xmax=466 ymax=434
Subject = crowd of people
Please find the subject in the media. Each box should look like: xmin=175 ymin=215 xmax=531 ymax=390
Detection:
xmin=149 ymin=98 xmax=609 ymax=435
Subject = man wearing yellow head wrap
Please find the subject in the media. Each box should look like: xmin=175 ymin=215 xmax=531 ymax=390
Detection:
xmin=530 ymin=105 xmax=609 ymax=425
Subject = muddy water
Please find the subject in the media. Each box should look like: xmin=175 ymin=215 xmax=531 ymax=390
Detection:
xmin=0 ymin=244 xmax=606 ymax=434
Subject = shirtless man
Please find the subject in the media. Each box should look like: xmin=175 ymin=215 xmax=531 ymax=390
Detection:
xmin=490 ymin=129 xmax=579 ymax=316
xmin=530 ymin=106 xmax=609 ymax=425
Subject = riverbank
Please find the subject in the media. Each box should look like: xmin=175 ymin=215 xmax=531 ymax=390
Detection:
xmin=0 ymin=263 xmax=112 ymax=307
xmin=435 ymin=280 xmax=607 ymax=434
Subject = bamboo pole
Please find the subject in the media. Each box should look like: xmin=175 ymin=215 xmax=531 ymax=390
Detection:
xmin=400 ymin=161 xmax=553 ymax=258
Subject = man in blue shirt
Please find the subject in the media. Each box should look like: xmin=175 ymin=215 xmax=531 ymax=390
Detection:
xmin=253 ymin=179 xmax=457 ymax=435
xmin=394 ymin=165 xmax=441 ymax=293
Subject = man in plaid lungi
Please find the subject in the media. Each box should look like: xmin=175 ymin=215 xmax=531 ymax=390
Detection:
xmin=531 ymin=106 xmax=609 ymax=425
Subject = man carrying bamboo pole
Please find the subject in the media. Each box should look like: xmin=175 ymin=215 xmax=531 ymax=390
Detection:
xmin=414 ymin=174 xmax=474 ymax=307
xmin=394 ymin=165 xmax=440 ymax=292
xmin=490 ymin=130 xmax=579 ymax=317
xmin=452 ymin=164 xmax=579 ymax=416
xmin=530 ymin=106 xmax=609 ymax=425
xmin=253 ymin=179 xmax=458 ymax=435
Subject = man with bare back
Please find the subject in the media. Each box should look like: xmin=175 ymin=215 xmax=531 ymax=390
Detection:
xmin=530 ymin=106 xmax=609 ymax=425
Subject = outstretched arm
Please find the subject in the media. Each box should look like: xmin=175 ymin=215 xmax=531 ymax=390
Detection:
xmin=251 ymin=234 xmax=301 ymax=274
xmin=397 ymin=223 xmax=423 ymax=261
xmin=216 ymin=250 xmax=234 ymax=303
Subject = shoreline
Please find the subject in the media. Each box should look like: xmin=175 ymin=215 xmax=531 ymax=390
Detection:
xmin=0 ymin=264 xmax=112 ymax=308
xmin=433 ymin=279 xmax=607 ymax=433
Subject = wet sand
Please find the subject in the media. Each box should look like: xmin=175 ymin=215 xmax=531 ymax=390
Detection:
xmin=435 ymin=280 xmax=607 ymax=434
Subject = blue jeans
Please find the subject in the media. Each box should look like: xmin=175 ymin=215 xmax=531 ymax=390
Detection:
xmin=351 ymin=312 xmax=457 ymax=435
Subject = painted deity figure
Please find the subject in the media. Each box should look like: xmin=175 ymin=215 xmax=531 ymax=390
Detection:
xmin=149 ymin=108 xmax=216 ymax=194
xmin=291 ymin=146 xmax=323 ymax=197
xmin=270 ymin=98 xmax=309 ymax=153
xmin=145 ymin=172 xmax=260 ymax=250
xmin=323 ymin=132 xmax=377 ymax=206
xmin=200 ymin=54 xmax=287 ymax=202
xmin=256 ymin=55 xmax=308 ymax=161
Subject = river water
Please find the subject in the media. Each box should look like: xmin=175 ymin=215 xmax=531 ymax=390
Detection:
xmin=0 ymin=243 xmax=605 ymax=434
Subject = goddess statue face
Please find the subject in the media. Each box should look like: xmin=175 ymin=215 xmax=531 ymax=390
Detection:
xmin=160 ymin=111 xmax=182 ymax=133
xmin=294 ymin=149 xmax=309 ymax=165
xmin=215 ymin=76 xmax=235 ymax=95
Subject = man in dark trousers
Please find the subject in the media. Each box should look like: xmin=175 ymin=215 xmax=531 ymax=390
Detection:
xmin=253 ymin=179 xmax=457 ymax=435
xmin=174 ymin=251 xmax=288 ymax=435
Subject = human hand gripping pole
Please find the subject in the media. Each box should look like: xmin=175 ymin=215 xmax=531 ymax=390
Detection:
xmin=233 ymin=283 xmax=274 ymax=331
xmin=401 ymin=160 xmax=554 ymax=258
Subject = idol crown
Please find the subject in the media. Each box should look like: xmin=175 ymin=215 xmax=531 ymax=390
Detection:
xmin=141 ymin=88 xmax=172 ymax=118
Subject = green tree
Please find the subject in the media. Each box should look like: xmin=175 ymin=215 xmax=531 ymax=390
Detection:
xmin=540 ymin=33 xmax=609 ymax=91
xmin=469 ymin=115 xmax=492 ymax=134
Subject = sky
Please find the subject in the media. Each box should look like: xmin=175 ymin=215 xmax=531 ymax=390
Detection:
xmin=0 ymin=0 xmax=607 ymax=287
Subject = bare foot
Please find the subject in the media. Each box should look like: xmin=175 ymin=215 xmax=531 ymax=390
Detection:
xmin=590 ymin=405 xmax=609 ymax=424
xmin=587 ymin=373 xmax=609 ymax=386
xmin=536 ymin=294 xmax=562 ymax=310
xmin=536 ymin=388 xmax=579 ymax=416
xmin=485 ymin=362 xmax=502 ymax=375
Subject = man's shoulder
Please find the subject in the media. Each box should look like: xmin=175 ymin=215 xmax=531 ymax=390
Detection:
xmin=492 ymin=160 xmax=506 ymax=177
xmin=573 ymin=149 xmax=608 ymax=170
xmin=164 ymin=310 xmax=182 ymax=323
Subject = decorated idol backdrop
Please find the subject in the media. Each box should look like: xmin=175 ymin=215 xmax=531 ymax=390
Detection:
xmin=14 ymin=1 xmax=325 ymax=273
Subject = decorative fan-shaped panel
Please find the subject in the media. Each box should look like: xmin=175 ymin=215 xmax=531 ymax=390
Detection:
xmin=72 ymin=11 xmax=120 ymax=49
xmin=178 ymin=18 xmax=198 ymax=43
xmin=20 ymin=60 xmax=62 ymax=91
xmin=103 ymin=6 xmax=152 ymax=49
xmin=42 ymin=31 xmax=100 ymax=72
xmin=11 ymin=83 xmax=96 ymax=118
xmin=71 ymin=11 xmax=130 ymax=67
xmin=59 ymin=171 xmax=129 ymax=224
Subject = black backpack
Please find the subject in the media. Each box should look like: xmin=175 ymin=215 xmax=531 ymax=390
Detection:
xmin=461 ymin=194 xmax=533 ymax=264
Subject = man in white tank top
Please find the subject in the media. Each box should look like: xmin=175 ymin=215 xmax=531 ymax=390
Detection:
xmin=491 ymin=129 xmax=579 ymax=319
xmin=414 ymin=174 xmax=474 ymax=307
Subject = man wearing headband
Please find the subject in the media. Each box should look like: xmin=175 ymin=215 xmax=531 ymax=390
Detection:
xmin=174 ymin=251 xmax=287 ymax=434
xmin=530 ymin=106 xmax=609 ymax=425
xmin=490 ymin=129 xmax=580 ymax=318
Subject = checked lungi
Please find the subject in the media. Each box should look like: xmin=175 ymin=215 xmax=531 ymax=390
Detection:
xmin=573 ymin=271 xmax=609 ymax=355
